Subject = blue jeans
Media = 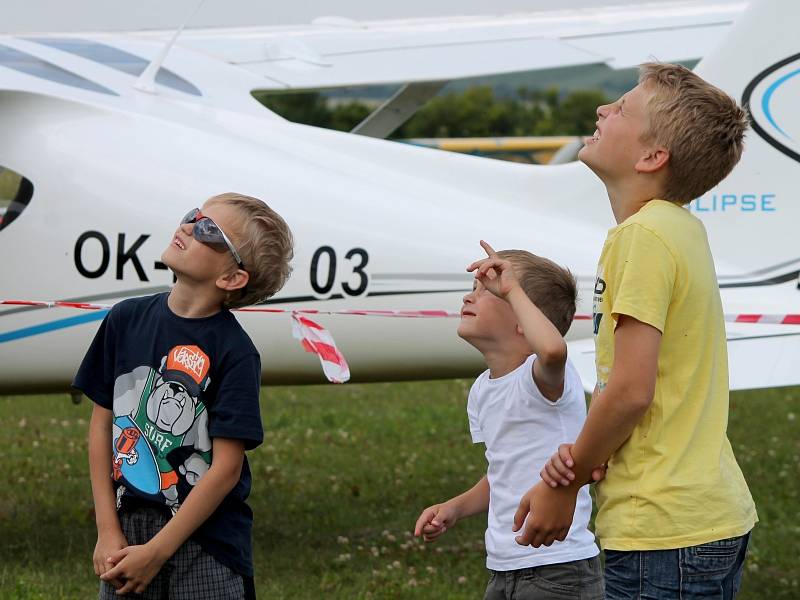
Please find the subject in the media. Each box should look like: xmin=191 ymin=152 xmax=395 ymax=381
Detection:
xmin=604 ymin=533 xmax=750 ymax=600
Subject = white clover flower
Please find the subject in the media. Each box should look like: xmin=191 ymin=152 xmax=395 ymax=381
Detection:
xmin=334 ymin=553 xmax=352 ymax=563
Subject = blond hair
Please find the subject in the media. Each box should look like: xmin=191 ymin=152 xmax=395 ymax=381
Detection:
xmin=638 ymin=63 xmax=748 ymax=204
xmin=497 ymin=250 xmax=577 ymax=336
xmin=205 ymin=193 xmax=293 ymax=308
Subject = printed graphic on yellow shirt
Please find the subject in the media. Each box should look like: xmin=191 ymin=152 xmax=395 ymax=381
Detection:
xmin=592 ymin=270 xmax=609 ymax=391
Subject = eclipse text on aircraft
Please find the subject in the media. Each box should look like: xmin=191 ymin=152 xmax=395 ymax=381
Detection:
xmin=687 ymin=193 xmax=777 ymax=213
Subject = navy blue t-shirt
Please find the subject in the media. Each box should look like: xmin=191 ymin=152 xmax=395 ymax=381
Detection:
xmin=73 ymin=292 xmax=263 ymax=577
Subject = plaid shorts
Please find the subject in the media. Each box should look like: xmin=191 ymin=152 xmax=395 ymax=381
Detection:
xmin=99 ymin=506 xmax=246 ymax=600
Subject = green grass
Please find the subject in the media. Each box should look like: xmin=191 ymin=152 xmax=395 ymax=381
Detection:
xmin=0 ymin=382 xmax=797 ymax=599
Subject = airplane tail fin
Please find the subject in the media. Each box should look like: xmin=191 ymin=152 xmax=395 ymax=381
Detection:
xmin=687 ymin=0 xmax=799 ymax=286
xmin=689 ymin=0 xmax=800 ymax=391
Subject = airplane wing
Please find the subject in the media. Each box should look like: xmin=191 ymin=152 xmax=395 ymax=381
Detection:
xmin=724 ymin=326 xmax=800 ymax=391
xmin=132 ymin=1 xmax=746 ymax=90
xmin=568 ymin=283 xmax=800 ymax=394
xmin=569 ymin=328 xmax=800 ymax=394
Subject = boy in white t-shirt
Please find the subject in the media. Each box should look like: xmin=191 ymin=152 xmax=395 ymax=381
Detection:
xmin=414 ymin=241 xmax=602 ymax=600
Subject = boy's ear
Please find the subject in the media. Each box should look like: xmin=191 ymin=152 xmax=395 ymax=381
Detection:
xmin=216 ymin=269 xmax=249 ymax=292
xmin=635 ymin=145 xmax=670 ymax=174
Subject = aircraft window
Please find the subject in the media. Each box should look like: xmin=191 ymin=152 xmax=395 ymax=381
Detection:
xmin=0 ymin=167 xmax=33 ymax=231
xmin=28 ymin=38 xmax=202 ymax=97
xmin=0 ymin=44 xmax=117 ymax=96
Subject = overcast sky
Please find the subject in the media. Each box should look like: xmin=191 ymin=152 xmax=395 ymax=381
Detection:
xmin=4 ymin=0 xmax=741 ymax=33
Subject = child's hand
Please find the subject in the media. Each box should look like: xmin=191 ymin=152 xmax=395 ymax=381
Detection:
xmin=466 ymin=240 xmax=520 ymax=300
xmin=513 ymin=481 xmax=577 ymax=548
xmin=414 ymin=502 xmax=459 ymax=543
xmin=93 ymin=528 xmax=128 ymax=589
xmin=100 ymin=542 xmax=168 ymax=595
xmin=540 ymin=443 xmax=607 ymax=488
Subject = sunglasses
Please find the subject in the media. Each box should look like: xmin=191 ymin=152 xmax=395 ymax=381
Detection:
xmin=180 ymin=208 xmax=245 ymax=270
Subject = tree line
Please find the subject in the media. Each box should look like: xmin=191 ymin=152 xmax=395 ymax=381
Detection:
xmin=253 ymin=86 xmax=610 ymax=138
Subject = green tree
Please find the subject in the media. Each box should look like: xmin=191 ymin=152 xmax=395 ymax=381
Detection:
xmin=552 ymin=89 xmax=609 ymax=135
xmin=253 ymin=91 xmax=332 ymax=128
xmin=395 ymin=86 xmax=518 ymax=138
xmin=330 ymin=101 xmax=372 ymax=132
xmin=252 ymin=85 xmax=610 ymax=139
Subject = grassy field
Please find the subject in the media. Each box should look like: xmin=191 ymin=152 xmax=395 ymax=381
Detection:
xmin=0 ymin=382 xmax=797 ymax=599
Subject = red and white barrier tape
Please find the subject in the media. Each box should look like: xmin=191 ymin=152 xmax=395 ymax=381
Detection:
xmin=291 ymin=313 xmax=350 ymax=384
xmin=2 ymin=300 xmax=460 ymax=318
xmin=4 ymin=300 xmax=799 ymax=324
xmin=3 ymin=300 xmax=799 ymax=384
xmin=724 ymin=313 xmax=800 ymax=325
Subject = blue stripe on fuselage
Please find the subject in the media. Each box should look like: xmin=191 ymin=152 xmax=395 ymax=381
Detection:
xmin=0 ymin=310 xmax=108 ymax=343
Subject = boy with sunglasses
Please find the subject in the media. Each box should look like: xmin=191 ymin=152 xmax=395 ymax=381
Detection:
xmin=74 ymin=193 xmax=293 ymax=599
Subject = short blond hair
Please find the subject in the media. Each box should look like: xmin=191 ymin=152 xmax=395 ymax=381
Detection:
xmin=638 ymin=63 xmax=748 ymax=204
xmin=206 ymin=193 xmax=293 ymax=308
xmin=497 ymin=250 xmax=577 ymax=337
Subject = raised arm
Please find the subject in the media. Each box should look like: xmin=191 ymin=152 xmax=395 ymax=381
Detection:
xmin=467 ymin=240 xmax=567 ymax=398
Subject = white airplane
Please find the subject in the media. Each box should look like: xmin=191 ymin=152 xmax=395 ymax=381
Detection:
xmin=0 ymin=0 xmax=797 ymax=394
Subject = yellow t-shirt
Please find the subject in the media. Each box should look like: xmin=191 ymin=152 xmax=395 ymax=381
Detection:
xmin=593 ymin=199 xmax=757 ymax=550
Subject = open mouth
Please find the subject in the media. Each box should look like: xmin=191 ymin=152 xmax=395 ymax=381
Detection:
xmin=173 ymin=236 xmax=186 ymax=250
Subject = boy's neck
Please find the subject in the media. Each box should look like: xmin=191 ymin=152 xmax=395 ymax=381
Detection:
xmin=482 ymin=346 xmax=531 ymax=379
xmin=604 ymin=177 xmax=666 ymax=225
xmin=167 ymin=281 xmax=226 ymax=319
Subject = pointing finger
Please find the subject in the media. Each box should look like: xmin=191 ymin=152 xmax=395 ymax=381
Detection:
xmin=480 ymin=240 xmax=498 ymax=258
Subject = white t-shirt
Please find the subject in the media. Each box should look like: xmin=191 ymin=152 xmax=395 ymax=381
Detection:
xmin=467 ymin=354 xmax=599 ymax=571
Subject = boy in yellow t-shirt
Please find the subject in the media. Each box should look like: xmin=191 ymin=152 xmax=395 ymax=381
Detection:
xmin=511 ymin=63 xmax=757 ymax=599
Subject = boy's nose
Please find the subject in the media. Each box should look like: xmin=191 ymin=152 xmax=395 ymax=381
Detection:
xmin=180 ymin=222 xmax=194 ymax=236
xmin=596 ymin=103 xmax=609 ymax=118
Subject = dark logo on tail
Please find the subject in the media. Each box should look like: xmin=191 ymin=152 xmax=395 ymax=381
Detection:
xmin=742 ymin=53 xmax=800 ymax=164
